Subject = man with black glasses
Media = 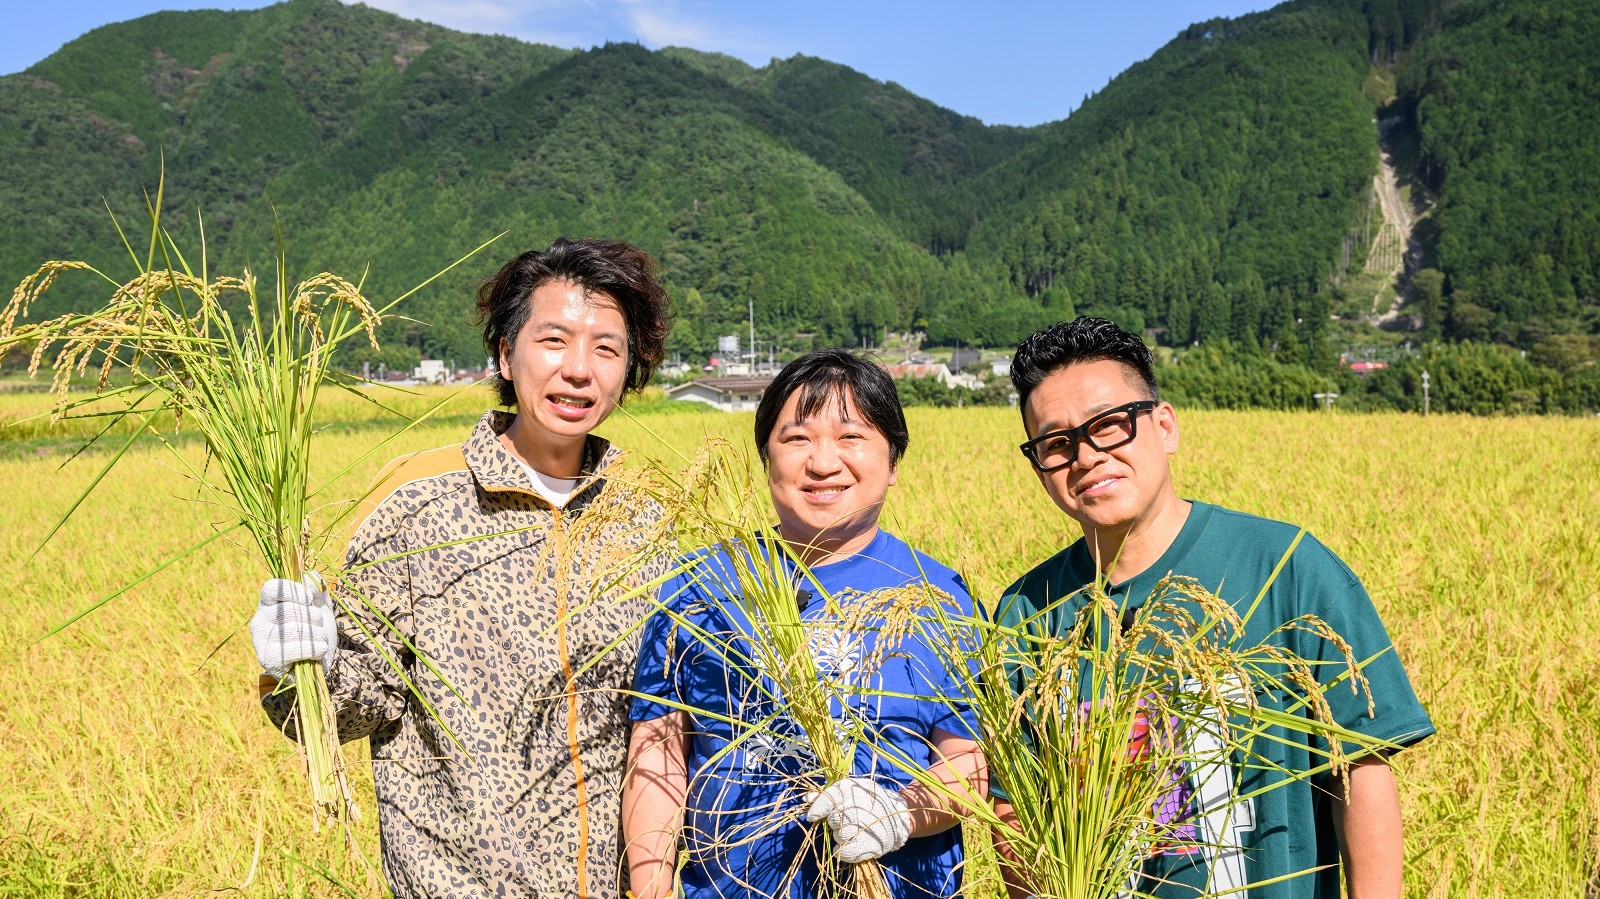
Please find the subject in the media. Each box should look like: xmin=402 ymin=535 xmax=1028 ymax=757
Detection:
xmin=992 ymin=317 xmax=1432 ymax=899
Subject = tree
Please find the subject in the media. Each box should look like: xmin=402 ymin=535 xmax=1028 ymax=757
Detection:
xmin=1412 ymin=268 xmax=1446 ymax=341
xmin=1195 ymin=282 xmax=1231 ymax=345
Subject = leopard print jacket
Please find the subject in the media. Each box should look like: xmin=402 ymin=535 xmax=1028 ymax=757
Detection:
xmin=265 ymin=411 xmax=670 ymax=898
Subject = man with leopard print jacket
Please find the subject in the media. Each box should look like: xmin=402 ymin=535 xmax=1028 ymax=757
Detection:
xmin=250 ymin=239 xmax=673 ymax=898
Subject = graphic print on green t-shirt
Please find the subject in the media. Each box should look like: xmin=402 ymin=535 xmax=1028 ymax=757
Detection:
xmin=993 ymin=501 xmax=1435 ymax=899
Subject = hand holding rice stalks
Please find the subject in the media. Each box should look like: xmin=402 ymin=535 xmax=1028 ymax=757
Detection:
xmin=634 ymin=438 xmax=912 ymax=899
xmin=0 ymin=186 xmax=488 ymax=831
xmin=956 ymin=572 xmax=1390 ymax=899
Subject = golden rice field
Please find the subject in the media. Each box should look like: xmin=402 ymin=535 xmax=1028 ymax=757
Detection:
xmin=0 ymin=384 xmax=1596 ymax=898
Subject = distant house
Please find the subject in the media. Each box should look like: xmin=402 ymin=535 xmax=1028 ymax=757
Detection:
xmin=990 ymin=357 xmax=1012 ymax=379
xmin=884 ymin=362 xmax=982 ymax=391
xmin=667 ymin=376 xmax=774 ymax=412
xmin=1348 ymin=361 xmax=1389 ymax=375
xmin=412 ymin=359 xmax=447 ymax=384
xmin=949 ymin=349 xmax=981 ymax=373
xmin=884 ymin=363 xmax=953 ymax=382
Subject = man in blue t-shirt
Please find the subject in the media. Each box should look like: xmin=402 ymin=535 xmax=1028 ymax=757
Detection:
xmin=993 ymin=318 xmax=1433 ymax=899
xmin=623 ymin=350 xmax=985 ymax=899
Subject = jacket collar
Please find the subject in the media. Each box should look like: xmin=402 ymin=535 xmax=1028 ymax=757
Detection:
xmin=463 ymin=410 xmax=619 ymax=504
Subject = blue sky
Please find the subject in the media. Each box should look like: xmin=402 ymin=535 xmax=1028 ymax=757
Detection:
xmin=4 ymin=0 xmax=1283 ymax=126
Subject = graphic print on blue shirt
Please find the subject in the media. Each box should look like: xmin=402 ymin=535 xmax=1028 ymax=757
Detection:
xmin=631 ymin=529 xmax=980 ymax=899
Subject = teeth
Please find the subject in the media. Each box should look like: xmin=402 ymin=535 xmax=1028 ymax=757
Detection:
xmin=552 ymin=395 xmax=593 ymax=407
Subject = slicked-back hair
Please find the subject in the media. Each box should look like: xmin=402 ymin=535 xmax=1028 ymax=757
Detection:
xmin=754 ymin=350 xmax=909 ymax=466
xmin=1010 ymin=317 xmax=1160 ymax=414
xmin=475 ymin=238 xmax=670 ymax=408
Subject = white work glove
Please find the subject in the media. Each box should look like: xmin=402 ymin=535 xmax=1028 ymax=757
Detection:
xmin=803 ymin=776 xmax=912 ymax=864
xmin=249 ymin=574 xmax=337 ymax=680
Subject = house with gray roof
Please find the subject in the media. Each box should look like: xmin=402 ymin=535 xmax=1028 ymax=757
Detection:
xmin=667 ymin=376 xmax=774 ymax=412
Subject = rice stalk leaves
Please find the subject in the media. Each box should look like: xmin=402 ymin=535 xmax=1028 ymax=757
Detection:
xmin=0 ymin=172 xmax=499 ymax=835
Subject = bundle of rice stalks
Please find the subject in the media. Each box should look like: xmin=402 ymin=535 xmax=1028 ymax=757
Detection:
xmin=0 ymin=185 xmax=491 ymax=831
xmin=504 ymin=454 xmax=682 ymax=898
xmin=629 ymin=438 xmax=916 ymax=899
xmin=933 ymin=566 xmax=1396 ymax=899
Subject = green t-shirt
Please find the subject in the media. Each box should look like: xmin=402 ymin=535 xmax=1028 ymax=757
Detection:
xmin=993 ymin=500 xmax=1433 ymax=899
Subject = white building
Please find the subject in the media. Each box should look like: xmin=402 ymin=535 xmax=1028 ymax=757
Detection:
xmin=412 ymin=359 xmax=447 ymax=384
xmin=667 ymin=376 xmax=774 ymax=412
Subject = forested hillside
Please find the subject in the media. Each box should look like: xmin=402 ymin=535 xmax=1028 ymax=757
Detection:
xmin=0 ymin=0 xmax=1594 ymax=386
xmin=1395 ymin=0 xmax=1600 ymax=346
xmin=967 ymin=1 xmax=1391 ymax=359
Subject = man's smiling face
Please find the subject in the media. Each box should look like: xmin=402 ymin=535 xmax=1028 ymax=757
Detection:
xmin=497 ymin=278 xmax=629 ymax=442
xmin=1021 ymin=358 xmax=1179 ymax=535
xmin=765 ymin=385 xmax=897 ymax=559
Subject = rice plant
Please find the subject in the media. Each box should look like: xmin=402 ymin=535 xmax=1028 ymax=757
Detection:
xmin=614 ymin=437 xmax=904 ymax=898
xmin=892 ymin=565 xmax=1400 ymax=899
xmin=0 ymin=378 xmax=1594 ymax=894
xmin=0 ymin=181 xmax=491 ymax=832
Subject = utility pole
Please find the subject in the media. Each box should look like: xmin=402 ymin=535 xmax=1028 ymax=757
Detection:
xmin=748 ymin=298 xmax=756 ymax=372
xmin=1421 ymin=370 xmax=1430 ymax=416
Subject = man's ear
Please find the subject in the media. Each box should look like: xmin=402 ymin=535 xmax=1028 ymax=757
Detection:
xmin=497 ymin=336 xmax=512 ymax=381
xmin=1157 ymin=401 xmax=1180 ymax=455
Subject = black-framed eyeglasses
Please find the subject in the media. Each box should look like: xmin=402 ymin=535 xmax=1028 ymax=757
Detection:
xmin=1018 ymin=401 xmax=1157 ymax=472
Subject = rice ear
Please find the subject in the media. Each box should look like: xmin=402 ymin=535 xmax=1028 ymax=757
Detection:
xmin=0 ymin=175 xmax=497 ymax=833
xmin=890 ymin=571 xmax=1399 ymax=899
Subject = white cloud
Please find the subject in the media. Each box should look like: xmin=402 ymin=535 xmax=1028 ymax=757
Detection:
xmin=616 ymin=0 xmax=772 ymax=57
xmin=350 ymin=0 xmax=529 ymax=33
xmin=346 ymin=0 xmax=774 ymax=58
xmin=624 ymin=6 xmax=718 ymax=48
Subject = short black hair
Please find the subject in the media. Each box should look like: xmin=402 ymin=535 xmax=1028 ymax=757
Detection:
xmin=475 ymin=238 xmax=670 ymax=408
xmin=754 ymin=350 xmax=909 ymax=466
xmin=1010 ymin=317 xmax=1160 ymax=413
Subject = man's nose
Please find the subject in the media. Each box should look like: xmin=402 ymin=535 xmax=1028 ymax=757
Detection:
xmin=559 ymin=344 xmax=592 ymax=381
xmin=1071 ymin=436 xmax=1108 ymax=470
xmin=805 ymin=438 xmax=844 ymax=475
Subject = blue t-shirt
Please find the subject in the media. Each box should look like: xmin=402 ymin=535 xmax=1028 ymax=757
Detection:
xmin=631 ymin=528 xmax=979 ymax=899
xmin=993 ymin=501 xmax=1434 ymax=899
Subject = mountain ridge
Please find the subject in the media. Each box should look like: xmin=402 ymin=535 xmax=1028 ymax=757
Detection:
xmin=2 ymin=0 xmax=1594 ymax=374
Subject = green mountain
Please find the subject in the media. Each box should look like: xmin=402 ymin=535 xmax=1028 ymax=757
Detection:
xmin=1 ymin=0 xmax=1595 ymax=374
xmin=1396 ymin=0 xmax=1600 ymax=344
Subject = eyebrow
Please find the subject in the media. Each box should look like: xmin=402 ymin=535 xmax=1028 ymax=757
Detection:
xmin=777 ymin=415 xmax=866 ymax=433
xmin=1036 ymin=400 xmax=1118 ymax=435
xmin=527 ymin=321 xmax=626 ymax=342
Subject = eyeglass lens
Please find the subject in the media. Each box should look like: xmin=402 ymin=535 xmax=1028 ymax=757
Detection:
xmin=1031 ymin=408 xmax=1141 ymax=470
